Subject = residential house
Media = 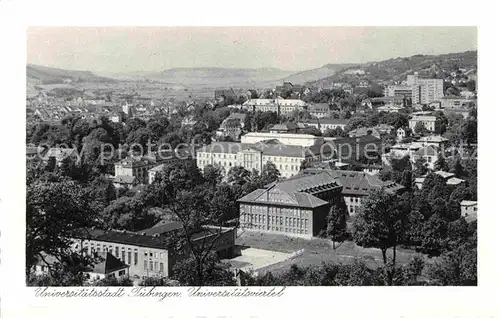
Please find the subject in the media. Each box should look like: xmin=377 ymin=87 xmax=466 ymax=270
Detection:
xmin=307 ymin=103 xmax=331 ymax=118
xmin=299 ymin=119 xmax=349 ymax=134
xmin=238 ymin=171 xmax=344 ymax=239
xmin=409 ymin=115 xmax=437 ymax=133
xmin=415 ymin=171 xmax=466 ymax=189
xmin=413 ymin=145 xmax=440 ymax=170
xmin=112 ymin=175 xmax=140 ymax=189
xmin=416 ymin=135 xmax=449 ymax=148
xmin=43 ymin=147 xmax=79 ymax=166
xmin=216 ymin=118 xmax=243 ymax=141
xmin=460 ymin=200 xmax=477 ymax=223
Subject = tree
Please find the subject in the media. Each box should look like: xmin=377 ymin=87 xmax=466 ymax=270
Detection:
xmin=203 ymin=164 xmax=223 ymax=186
xmin=227 ymin=166 xmax=251 ymax=187
xmin=141 ymin=161 xmax=239 ymax=286
xmin=26 ymin=180 xmax=97 ymax=279
xmin=326 ymin=202 xmax=349 ymax=249
xmin=352 ymin=190 xmax=410 ymax=285
xmin=413 ymin=121 xmax=428 ymax=136
xmin=450 ymin=157 xmax=464 ymax=178
xmin=413 ymin=157 xmax=428 ymax=176
xmin=301 ymin=126 xmax=322 ymax=136
xmin=261 ymin=161 xmax=281 ymax=185
xmin=434 ymin=154 xmax=449 ymax=171
xmin=172 ymin=253 xmax=236 ymax=286
xmin=466 ymin=80 xmax=476 ymax=92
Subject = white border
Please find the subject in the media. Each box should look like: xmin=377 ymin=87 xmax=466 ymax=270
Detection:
xmin=1 ymin=1 xmax=499 ymax=318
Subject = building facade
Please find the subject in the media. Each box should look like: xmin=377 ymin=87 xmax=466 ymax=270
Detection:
xmin=196 ymin=141 xmax=331 ymax=178
xmin=299 ymin=119 xmax=348 ymax=133
xmin=409 ymin=115 xmax=437 ymax=133
xmin=407 ymin=73 xmax=444 ymax=105
xmin=238 ymin=172 xmax=343 ymax=238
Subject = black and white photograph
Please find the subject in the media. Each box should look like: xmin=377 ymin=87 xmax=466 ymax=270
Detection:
xmin=23 ymin=26 xmax=478 ymax=288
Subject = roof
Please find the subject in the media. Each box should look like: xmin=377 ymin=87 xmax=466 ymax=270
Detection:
xmin=73 ymin=228 xmax=171 ymax=250
xmin=148 ymin=164 xmax=165 ymax=173
xmin=113 ymin=175 xmax=138 ymax=184
xmin=328 ymin=170 xmax=403 ymax=196
xmin=44 ymin=148 xmax=76 ymax=160
xmin=461 ymin=200 xmax=477 ymax=206
xmin=270 ymin=122 xmax=300 ymax=131
xmin=418 ymin=135 xmax=449 ymax=143
xmin=300 ymin=119 xmax=348 ymax=126
xmin=86 ymin=252 xmax=129 ymax=274
xmin=227 ymin=113 xmax=247 ymax=121
xmin=446 ymin=177 xmax=466 ymax=185
xmin=308 ymin=103 xmax=330 ymax=112
xmin=238 ymin=187 xmax=328 ymax=209
xmin=434 ymin=170 xmax=455 ymax=179
xmin=415 ymin=145 xmax=439 ymax=156
xmin=275 ymin=171 xmax=342 ymax=194
xmin=410 ymin=116 xmax=437 ymax=121
xmin=136 ymin=221 xmax=183 ymax=236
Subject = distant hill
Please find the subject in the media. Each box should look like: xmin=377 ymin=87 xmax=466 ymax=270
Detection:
xmin=307 ymin=51 xmax=477 ymax=87
xmin=279 ymin=63 xmax=358 ymax=84
xmin=27 ymin=64 xmax=116 ymax=85
xmin=111 ymin=67 xmax=296 ymax=87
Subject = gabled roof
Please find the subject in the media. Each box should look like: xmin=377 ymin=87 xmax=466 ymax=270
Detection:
xmin=113 ymin=175 xmax=138 ymax=184
xmin=415 ymin=145 xmax=439 ymax=156
xmin=86 ymin=252 xmax=129 ymax=274
xmin=238 ymin=187 xmax=328 ymax=209
xmin=434 ymin=170 xmax=455 ymax=179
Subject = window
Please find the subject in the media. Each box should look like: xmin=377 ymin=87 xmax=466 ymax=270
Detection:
xmin=154 ymin=252 xmax=158 ymax=258
xmin=134 ymin=250 xmax=138 ymax=265
xmin=144 ymin=260 xmax=148 ymax=270
xmin=115 ymin=246 xmax=119 ymax=256
xmin=150 ymin=261 xmax=154 ymax=271
xmin=118 ymin=270 xmax=126 ymax=276
xmin=144 ymin=251 xmax=148 ymax=257
xmin=160 ymin=262 xmax=164 ymax=273
xmin=154 ymin=262 xmax=158 ymax=271
xmin=127 ymin=251 xmax=131 ymax=265
xmin=122 ymin=250 xmax=125 ymax=261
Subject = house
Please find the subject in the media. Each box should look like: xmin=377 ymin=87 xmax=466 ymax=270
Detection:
xmin=460 ymin=200 xmax=477 ymax=222
xmin=307 ymin=103 xmax=331 ymax=118
xmin=416 ymin=135 xmax=449 ymax=148
xmin=85 ymin=252 xmax=130 ymax=281
xmin=112 ymin=175 xmax=140 ymax=189
xmin=238 ymin=171 xmax=344 ymax=239
xmin=181 ymin=115 xmax=198 ymax=128
xmin=415 ymin=171 xmax=466 ymax=189
xmin=216 ymin=118 xmax=243 ymax=141
xmin=413 ymin=145 xmax=440 ymax=170
xmin=43 ymin=147 xmax=79 ymax=166
xmin=26 ymin=146 xmax=47 ymax=161
xmin=435 ymin=96 xmax=476 ymax=110
xmin=268 ymin=122 xmax=302 ymax=134
xmin=409 ymin=115 xmax=437 ymax=133
xmin=396 ymin=128 xmax=406 ymax=142
xmin=299 ymin=119 xmax=349 ymax=134
xmin=348 ymin=127 xmax=383 ymax=139
xmin=242 ymin=99 xmax=307 ymax=115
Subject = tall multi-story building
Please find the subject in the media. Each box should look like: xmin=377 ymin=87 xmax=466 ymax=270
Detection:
xmin=238 ymin=171 xmax=344 ymax=239
xmin=408 ymin=73 xmax=444 ymax=105
xmin=384 ymin=85 xmax=413 ymax=99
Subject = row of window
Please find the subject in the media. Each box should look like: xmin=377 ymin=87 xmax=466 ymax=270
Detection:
xmin=83 ymin=242 xmax=166 ymax=266
xmin=247 ymin=224 xmax=308 ymax=234
xmin=143 ymin=260 xmax=164 ymax=273
xmin=243 ymin=214 xmax=308 ymax=228
xmin=246 ymin=206 xmax=306 ymax=217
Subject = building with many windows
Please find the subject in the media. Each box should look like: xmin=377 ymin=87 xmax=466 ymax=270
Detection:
xmin=238 ymin=171 xmax=344 ymax=238
xmin=407 ymin=73 xmax=444 ymax=105
xmin=409 ymin=115 xmax=437 ymax=133
xmin=196 ymin=140 xmax=333 ymax=178
xmin=242 ymin=98 xmax=307 ymax=115
xmin=71 ymin=222 xmax=236 ymax=280
xmin=299 ymin=119 xmax=349 ymax=133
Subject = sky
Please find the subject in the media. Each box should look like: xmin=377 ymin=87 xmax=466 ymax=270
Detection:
xmin=27 ymin=27 xmax=477 ymax=74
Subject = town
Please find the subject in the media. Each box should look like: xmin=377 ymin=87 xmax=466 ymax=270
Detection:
xmin=26 ymin=39 xmax=477 ymax=287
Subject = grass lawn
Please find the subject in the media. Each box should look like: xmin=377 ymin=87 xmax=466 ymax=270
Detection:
xmin=236 ymin=230 xmax=423 ymax=275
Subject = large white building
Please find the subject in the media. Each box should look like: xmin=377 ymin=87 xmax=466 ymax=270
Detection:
xmin=298 ymin=119 xmax=349 ymax=134
xmin=196 ymin=141 xmax=332 ymax=178
xmin=409 ymin=115 xmax=437 ymax=133
xmin=242 ymin=98 xmax=307 ymax=115
xmin=240 ymin=132 xmax=321 ymax=147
